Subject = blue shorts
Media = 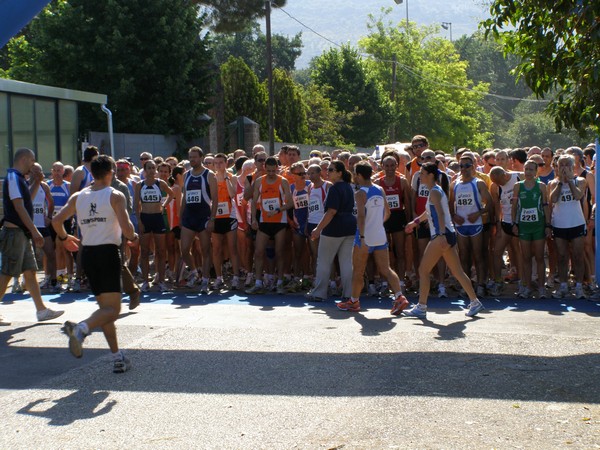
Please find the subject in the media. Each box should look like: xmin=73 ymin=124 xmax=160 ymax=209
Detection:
xmin=181 ymin=214 xmax=210 ymax=233
xmin=354 ymin=237 xmax=389 ymax=254
xmin=140 ymin=212 xmax=166 ymax=234
xmin=456 ymin=224 xmax=483 ymax=237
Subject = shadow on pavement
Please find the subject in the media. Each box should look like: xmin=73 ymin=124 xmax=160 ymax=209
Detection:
xmin=17 ymin=389 xmax=115 ymax=426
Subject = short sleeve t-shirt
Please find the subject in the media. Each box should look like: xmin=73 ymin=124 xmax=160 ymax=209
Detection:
xmin=322 ymin=181 xmax=357 ymax=237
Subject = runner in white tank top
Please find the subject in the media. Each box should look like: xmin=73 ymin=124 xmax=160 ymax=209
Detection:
xmin=52 ymin=155 xmax=138 ymax=373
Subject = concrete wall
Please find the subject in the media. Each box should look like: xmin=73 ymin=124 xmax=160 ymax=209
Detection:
xmin=89 ymin=131 xmax=179 ymax=160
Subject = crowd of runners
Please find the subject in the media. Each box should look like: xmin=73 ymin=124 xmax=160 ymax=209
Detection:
xmin=1 ymin=135 xmax=597 ymax=371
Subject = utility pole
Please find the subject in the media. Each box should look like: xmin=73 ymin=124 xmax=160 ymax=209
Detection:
xmin=389 ymin=54 xmax=397 ymax=142
xmin=265 ymin=1 xmax=275 ymax=156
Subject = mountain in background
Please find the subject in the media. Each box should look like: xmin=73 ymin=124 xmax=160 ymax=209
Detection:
xmin=269 ymin=0 xmax=490 ymax=68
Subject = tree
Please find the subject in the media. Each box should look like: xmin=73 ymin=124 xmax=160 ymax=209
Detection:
xmin=301 ymin=84 xmax=352 ymax=147
xmin=194 ymin=0 xmax=286 ymax=33
xmin=270 ymin=68 xmax=308 ymax=143
xmin=497 ymin=100 xmax=594 ymax=149
xmin=311 ymin=45 xmax=391 ymax=147
xmin=359 ymin=9 xmax=493 ymax=150
xmin=220 ymin=56 xmax=268 ymax=138
xmin=4 ymin=0 xmax=214 ymax=137
xmin=211 ymin=21 xmax=302 ymax=79
xmin=483 ymin=0 xmax=600 ymax=134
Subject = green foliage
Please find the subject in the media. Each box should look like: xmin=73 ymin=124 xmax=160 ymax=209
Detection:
xmin=211 ymin=21 xmax=302 ymax=79
xmin=311 ymin=45 xmax=391 ymax=147
xmin=4 ymin=0 xmax=214 ymax=137
xmin=301 ymin=84 xmax=352 ymax=147
xmin=359 ymin=9 xmax=493 ymax=151
xmin=194 ymin=0 xmax=286 ymax=33
xmin=270 ymin=68 xmax=308 ymax=143
xmin=220 ymin=56 xmax=268 ymax=138
xmin=483 ymin=0 xmax=600 ymax=134
xmin=496 ymin=100 xmax=595 ymax=149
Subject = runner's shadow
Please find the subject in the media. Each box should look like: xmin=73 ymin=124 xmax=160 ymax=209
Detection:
xmin=17 ymin=389 xmax=116 ymax=426
xmin=406 ymin=316 xmax=475 ymax=341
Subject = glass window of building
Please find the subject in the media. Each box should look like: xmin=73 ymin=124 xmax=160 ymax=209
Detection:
xmin=11 ymin=95 xmax=35 ymax=155
xmin=59 ymin=100 xmax=78 ymax=166
xmin=0 ymin=93 xmax=8 ymax=170
xmin=35 ymin=99 xmax=57 ymax=171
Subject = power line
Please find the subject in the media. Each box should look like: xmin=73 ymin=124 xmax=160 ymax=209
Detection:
xmin=276 ymin=6 xmax=549 ymax=104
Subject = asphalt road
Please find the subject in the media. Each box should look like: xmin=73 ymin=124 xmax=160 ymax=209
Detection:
xmin=1 ymin=289 xmax=599 ymax=449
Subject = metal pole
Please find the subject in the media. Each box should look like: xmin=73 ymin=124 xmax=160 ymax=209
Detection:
xmin=265 ymin=1 xmax=275 ymax=156
xmin=390 ymin=54 xmax=397 ymax=142
xmin=101 ymin=104 xmax=114 ymax=159
xmin=405 ymin=0 xmax=409 ymax=30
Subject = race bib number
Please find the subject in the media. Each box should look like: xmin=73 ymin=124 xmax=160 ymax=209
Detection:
xmin=262 ymin=197 xmax=280 ymax=212
xmin=386 ymin=194 xmax=400 ymax=210
xmin=352 ymin=206 xmax=358 ymax=217
xmin=520 ymin=207 xmax=539 ymax=223
xmin=560 ymin=193 xmax=573 ymax=202
xmin=33 ymin=204 xmax=45 ymax=216
xmin=141 ymin=191 xmax=160 ymax=203
xmin=217 ymin=201 xmax=230 ymax=216
xmin=186 ymin=189 xmax=201 ymax=204
xmin=236 ymin=192 xmax=244 ymax=207
xmin=309 ymin=199 xmax=320 ymax=214
xmin=294 ymin=193 xmax=309 ymax=209
xmin=456 ymin=192 xmax=474 ymax=207
xmin=418 ymin=184 xmax=430 ymax=198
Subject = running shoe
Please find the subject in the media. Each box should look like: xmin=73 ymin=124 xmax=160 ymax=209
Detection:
xmin=489 ymin=282 xmax=503 ymax=297
xmin=276 ymin=284 xmax=287 ymax=295
xmin=476 ymin=285 xmax=486 ymax=298
xmin=390 ymin=295 xmax=409 ymax=316
xmin=537 ymin=287 xmax=547 ymax=299
xmin=575 ymin=285 xmax=587 ymax=300
xmin=304 ymin=293 xmax=324 ymax=302
xmin=113 ymin=356 xmax=132 ymax=374
xmin=72 ymin=279 xmax=82 ymax=293
xmin=336 ymin=299 xmax=361 ymax=312
xmin=186 ymin=273 xmax=198 ymax=288
xmin=11 ymin=279 xmax=23 ymax=294
xmin=368 ymin=284 xmax=379 ymax=297
xmin=244 ymin=272 xmax=254 ymax=287
xmin=129 ymin=289 xmax=141 ymax=310
xmin=285 ymin=279 xmax=301 ymax=293
xmin=158 ymin=282 xmax=169 ymax=292
xmin=378 ymin=284 xmax=390 ymax=297
xmin=230 ymin=277 xmax=243 ymax=290
xmin=245 ymin=284 xmax=265 ymax=295
xmin=62 ymin=320 xmax=84 ymax=358
xmin=212 ymin=279 xmax=224 ymax=291
xmin=39 ymin=276 xmax=52 ymax=290
xmin=518 ymin=287 xmax=532 ymax=299
xmin=465 ymin=300 xmax=485 ymax=317
xmin=199 ymin=280 xmax=210 ymax=294
xmin=437 ymin=284 xmax=448 ymax=298
xmin=140 ymin=281 xmax=150 ymax=292
xmin=403 ymin=304 xmax=427 ymax=318
xmin=552 ymin=286 xmax=570 ymax=299
xmin=36 ymin=308 xmax=65 ymax=322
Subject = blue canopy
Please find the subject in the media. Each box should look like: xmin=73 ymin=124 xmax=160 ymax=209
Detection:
xmin=0 ymin=0 xmax=52 ymax=48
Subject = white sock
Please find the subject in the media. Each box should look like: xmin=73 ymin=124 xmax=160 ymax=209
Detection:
xmin=112 ymin=350 xmax=124 ymax=360
xmin=78 ymin=322 xmax=90 ymax=336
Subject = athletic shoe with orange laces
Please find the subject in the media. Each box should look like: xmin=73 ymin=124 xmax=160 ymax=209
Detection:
xmin=336 ymin=299 xmax=361 ymax=312
xmin=390 ymin=295 xmax=409 ymax=315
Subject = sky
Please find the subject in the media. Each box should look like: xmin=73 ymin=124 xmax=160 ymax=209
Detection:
xmin=268 ymin=0 xmax=491 ymax=68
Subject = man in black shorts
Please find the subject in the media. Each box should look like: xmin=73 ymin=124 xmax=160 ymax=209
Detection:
xmin=53 ymin=155 xmax=138 ymax=373
xmin=0 ymin=148 xmax=64 ymax=324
